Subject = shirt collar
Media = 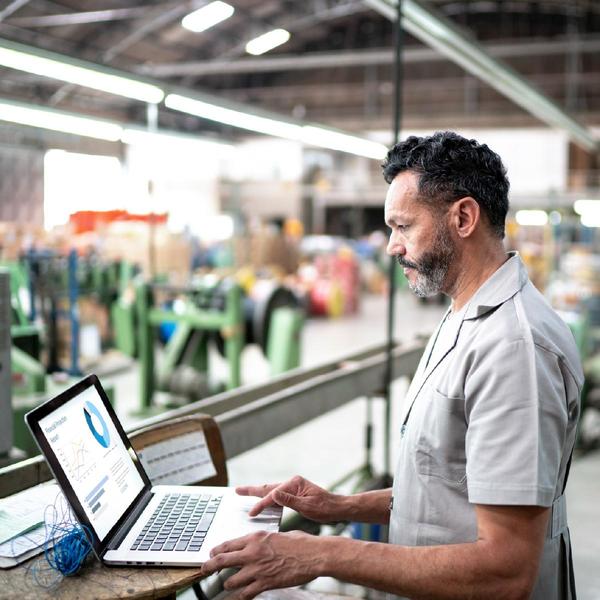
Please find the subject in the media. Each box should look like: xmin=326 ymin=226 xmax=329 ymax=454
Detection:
xmin=462 ymin=251 xmax=529 ymax=320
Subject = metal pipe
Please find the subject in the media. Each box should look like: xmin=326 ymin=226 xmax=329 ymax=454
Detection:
xmin=6 ymin=6 xmax=164 ymax=28
xmin=0 ymin=340 xmax=425 ymax=497
xmin=383 ymin=0 xmax=403 ymax=480
xmin=364 ymin=0 xmax=598 ymax=152
xmin=0 ymin=270 xmax=13 ymax=455
xmin=136 ymin=37 xmax=600 ymax=77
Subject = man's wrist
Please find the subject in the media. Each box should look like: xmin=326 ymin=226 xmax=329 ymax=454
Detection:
xmin=312 ymin=535 xmax=346 ymax=578
xmin=334 ymin=493 xmax=356 ymax=522
xmin=338 ymin=489 xmax=392 ymax=524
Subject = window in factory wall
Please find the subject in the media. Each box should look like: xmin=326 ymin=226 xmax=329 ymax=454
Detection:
xmin=43 ymin=149 xmax=124 ymax=230
xmin=124 ymin=140 xmax=221 ymax=237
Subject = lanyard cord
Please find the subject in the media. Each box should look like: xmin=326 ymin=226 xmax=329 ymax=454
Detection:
xmin=400 ymin=311 xmax=453 ymax=435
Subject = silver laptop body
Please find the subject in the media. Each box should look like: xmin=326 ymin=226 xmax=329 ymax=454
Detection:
xmin=25 ymin=374 xmax=281 ymax=566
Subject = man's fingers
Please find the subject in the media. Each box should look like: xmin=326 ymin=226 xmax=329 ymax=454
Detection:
xmin=248 ymin=487 xmax=306 ymax=516
xmin=236 ymin=483 xmax=278 ymax=498
xmin=223 ymin=566 xmax=256 ymax=590
xmin=202 ymin=549 xmax=246 ymax=575
xmin=272 ymin=488 xmax=302 ymax=511
xmin=209 ymin=534 xmax=252 ymax=558
xmin=248 ymin=494 xmax=276 ymax=517
xmin=232 ymin=582 xmax=265 ymax=600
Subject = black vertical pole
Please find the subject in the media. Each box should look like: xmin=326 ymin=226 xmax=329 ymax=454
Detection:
xmin=383 ymin=0 xmax=403 ymax=480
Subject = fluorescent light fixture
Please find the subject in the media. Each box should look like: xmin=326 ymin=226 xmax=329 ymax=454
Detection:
xmin=0 ymin=45 xmax=164 ymax=103
xmin=165 ymin=93 xmax=302 ymax=139
xmin=580 ymin=213 xmax=600 ymax=227
xmin=573 ymin=199 xmax=600 ymax=216
xmin=182 ymin=1 xmax=234 ymax=33
xmin=0 ymin=99 xmax=122 ymax=141
xmin=245 ymin=29 xmax=290 ymax=55
xmin=165 ymin=94 xmax=388 ymax=159
xmin=121 ymin=127 xmax=234 ymax=154
xmin=301 ymin=125 xmax=387 ymax=159
xmin=515 ymin=210 xmax=548 ymax=226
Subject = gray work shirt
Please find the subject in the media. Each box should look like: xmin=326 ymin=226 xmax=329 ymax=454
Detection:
xmin=389 ymin=253 xmax=583 ymax=600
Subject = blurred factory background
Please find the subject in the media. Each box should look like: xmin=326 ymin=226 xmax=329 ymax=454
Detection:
xmin=0 ymin=0 xmax=599 ymax=598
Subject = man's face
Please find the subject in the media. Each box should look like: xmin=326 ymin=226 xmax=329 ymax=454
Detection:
xmin=384 ymin=171 xmax=456 ymax=298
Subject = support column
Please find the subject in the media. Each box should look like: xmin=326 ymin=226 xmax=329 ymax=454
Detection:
xmin=0 ymin=269 xmax=26 ymax=467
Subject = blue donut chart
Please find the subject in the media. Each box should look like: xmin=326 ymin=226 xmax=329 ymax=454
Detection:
xmin=84 ymin=400 xmax=111 ymax=449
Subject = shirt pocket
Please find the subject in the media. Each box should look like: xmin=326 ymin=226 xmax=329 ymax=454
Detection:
xmin=415 ymin=389 xmax=467 ymax=487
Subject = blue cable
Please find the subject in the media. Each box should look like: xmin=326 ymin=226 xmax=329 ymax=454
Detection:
xmin=44 ymin=522 xmax=92 ymax=577
xmin=26 ymin=491 xmax=93 ymax=588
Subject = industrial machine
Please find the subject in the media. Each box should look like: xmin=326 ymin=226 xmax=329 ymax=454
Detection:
xmin=135 ymin=276 xmax=304 ymax=414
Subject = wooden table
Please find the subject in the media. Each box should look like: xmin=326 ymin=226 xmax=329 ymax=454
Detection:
xmin=0 ymin=555 xmax=356 ymax=600
xmin=0 ymin=554 xmax=203 ymax=600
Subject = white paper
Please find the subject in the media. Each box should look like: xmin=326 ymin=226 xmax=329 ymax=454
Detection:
xmin=137 ymin=430 xmax=217 ymax=486
xmin=0 ymin=524 xmax=48 ymax=558
xmin=0 ymin=481 xmax=61 ymax=525
xmin=0 ymin=482 xmax=64 ymax=567
xmin=0 ymin=482 xmax=61 ymax=545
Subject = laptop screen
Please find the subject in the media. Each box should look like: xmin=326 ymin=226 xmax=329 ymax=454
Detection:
xmin=38 ymin=382 xmax=145 ymax=541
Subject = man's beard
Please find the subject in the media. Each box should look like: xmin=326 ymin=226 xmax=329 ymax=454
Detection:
xmin=396 ymin=223 xmax=455 ymax=298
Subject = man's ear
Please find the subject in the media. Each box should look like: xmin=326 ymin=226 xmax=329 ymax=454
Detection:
xmin=449 ymin=197 xmax=480 ymax=238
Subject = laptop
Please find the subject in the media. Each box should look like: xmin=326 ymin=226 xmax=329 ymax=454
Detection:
xmin=25 ymin=374 xmax=282 ymax=566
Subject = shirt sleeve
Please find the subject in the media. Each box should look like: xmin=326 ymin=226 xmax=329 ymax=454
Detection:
xmin=464 ymin=335 xmax=570 ymax=506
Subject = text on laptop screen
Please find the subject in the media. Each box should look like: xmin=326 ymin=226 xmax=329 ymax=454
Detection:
xmin=39 ymin=385 xmax=145 ymax=540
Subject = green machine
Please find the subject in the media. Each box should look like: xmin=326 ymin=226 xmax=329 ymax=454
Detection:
xmin=109 ymin=262 xmax=138 ymax=358
xmin=0 ymin=261 xmax=46 ymax=395
xmin=135 ymin=277 xmax=304 ymax=415
xmin=136 ymin=279 xmax=244 ymax=414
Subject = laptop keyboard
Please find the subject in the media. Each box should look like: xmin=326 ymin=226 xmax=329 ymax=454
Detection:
xmin=131 ymin=492 xmax=222 ymax=552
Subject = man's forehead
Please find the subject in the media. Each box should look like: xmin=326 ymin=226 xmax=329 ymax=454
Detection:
xmin=385 ymin=171 xmax=421 ymax=216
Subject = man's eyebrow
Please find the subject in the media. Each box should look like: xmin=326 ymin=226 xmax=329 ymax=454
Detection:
xmin=387 ymin=213 xmax=409 ymax=225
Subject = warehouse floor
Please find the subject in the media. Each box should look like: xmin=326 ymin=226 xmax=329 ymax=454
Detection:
xmin=106 ymin=291 xmax=600 ymax=599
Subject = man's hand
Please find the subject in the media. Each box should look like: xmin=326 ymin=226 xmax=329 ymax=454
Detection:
xmin=237 ymin=475 xmax=343 ymax=522
xmin=201 ymin=530 xmax=323 ymax=599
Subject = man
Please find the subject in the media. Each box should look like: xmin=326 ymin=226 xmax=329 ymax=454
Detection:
xmin=201 ymin=131 xmax=582 ymax=600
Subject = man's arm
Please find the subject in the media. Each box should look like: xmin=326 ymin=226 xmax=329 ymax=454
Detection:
xmin=202 ymin=503 xmax=549 ymax=600
xmin=238 ymin=475 xmax=391 ymax=524
xmin=319 ymin=504 xmax=549 ymax=599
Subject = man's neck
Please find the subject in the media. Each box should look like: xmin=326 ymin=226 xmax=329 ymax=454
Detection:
xmin=447 ymin=244 xmax=508 ymax=312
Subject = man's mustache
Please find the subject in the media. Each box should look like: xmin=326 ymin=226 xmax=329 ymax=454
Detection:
xmin=396 ymin=256 xmax=419 ymax=270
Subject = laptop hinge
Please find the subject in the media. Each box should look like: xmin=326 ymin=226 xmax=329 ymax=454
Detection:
xmin=104 ymin=489 xmax=154 ymax=553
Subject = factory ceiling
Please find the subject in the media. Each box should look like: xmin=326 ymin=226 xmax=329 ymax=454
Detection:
xmin=0 ymin=0 xmax=599 ymax=144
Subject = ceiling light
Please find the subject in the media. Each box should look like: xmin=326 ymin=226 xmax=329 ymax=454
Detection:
xmin=301 ymin=125 xmax=387 ymax=160
xmin=0 ymin=41 xmax=164 ymax=103
xmin=165 ymin=94 xmax=388 ymax=159
xmin=165 ymin=94 xmax=302 ymax=139
xmin=515 ymin=210 xmax=548 ymax=226
xmin=182 ymin=1 xmax=234 ymax=33
xmin=581 ymin=213 xmax=600 ymax=227
xmin=245 ymin=29 xmax=290 ymax=56
xmin=0 ymin=99 xmax=122 ymax=141
xmin=573 ymin=199 xmax=600 ymax=216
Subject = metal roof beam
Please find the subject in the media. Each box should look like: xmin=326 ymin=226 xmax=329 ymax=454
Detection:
xmin=137 ymin=36 xmax=600 ymax=77
xmin=4 ymin=6 xmax=168 ymax=28
xmin=364 ymin=0 xmax=598 ymax=152
xmin=0 ymin=0 xmax=32 ymax=22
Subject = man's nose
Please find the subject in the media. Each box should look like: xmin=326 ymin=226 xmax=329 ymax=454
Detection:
xmin=387 ymin=235 xmax=405 ymax=257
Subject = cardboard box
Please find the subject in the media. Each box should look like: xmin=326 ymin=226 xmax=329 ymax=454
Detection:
xmin=103 ymin=222 xmax=192 ymax=284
